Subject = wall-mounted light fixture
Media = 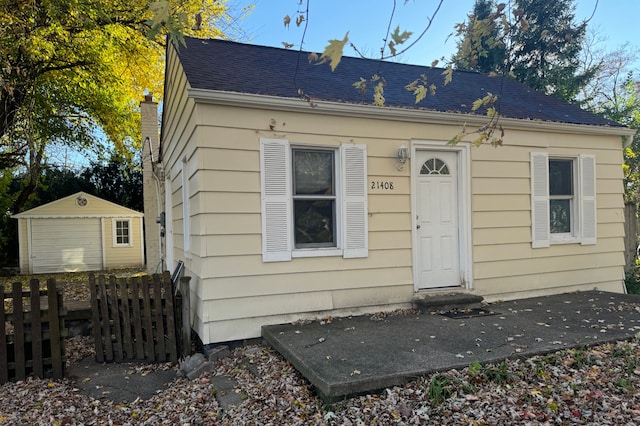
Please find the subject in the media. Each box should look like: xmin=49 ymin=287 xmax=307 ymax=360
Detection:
xmin=396 ymin=145 xmax=409 ymax=170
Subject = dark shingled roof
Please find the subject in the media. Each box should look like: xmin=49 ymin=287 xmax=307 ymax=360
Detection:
xmin=176 ymin=37 xmax=623 ymax=128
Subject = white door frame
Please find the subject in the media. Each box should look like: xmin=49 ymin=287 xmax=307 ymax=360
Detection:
xmin=411 ymin=140 xmax=473 ymax=291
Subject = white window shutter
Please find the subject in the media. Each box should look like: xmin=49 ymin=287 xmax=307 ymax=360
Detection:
xmin=260 ymin=138 xmax=292 ymax=262
xmin=580 ymin=154 xmax=597 ymax=245
xmin=531 ymin=152 xmax=550 ymax=248
xmin=342 ymin=144 xmax=368 ymax=258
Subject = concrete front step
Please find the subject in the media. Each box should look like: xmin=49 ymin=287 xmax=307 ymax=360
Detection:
xmin=412 ymin=293 xmax=484 ymax=313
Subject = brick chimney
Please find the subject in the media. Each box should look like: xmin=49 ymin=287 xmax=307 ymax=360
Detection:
xmin=141 ymin=94 xmax=162 ymax=273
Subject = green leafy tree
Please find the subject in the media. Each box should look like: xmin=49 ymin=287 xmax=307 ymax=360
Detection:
xmin=32 ymin=167 xmax=94 ymax=206
xmin=451 ymin=0 xmax=597 ymax=104
xmin=0 ymin=0 xmax=237 ymax=214
xmin=509 ymin=0 xmax=596 ymax=102
xmin=80 ymin=156 xmax=143 ymax=212
xmin=451 ymin=0 xmax=507 ymax=73
xmin=591 ymin=76 xmax=640 ymax=203
xmin=576 ymin=36 xmax=640 ymax=202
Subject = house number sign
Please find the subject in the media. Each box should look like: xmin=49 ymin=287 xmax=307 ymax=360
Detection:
xmin=370 ymin=181 xmax=394 ymax=190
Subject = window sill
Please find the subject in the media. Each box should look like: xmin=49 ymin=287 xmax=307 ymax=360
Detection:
xmin=292 ymin=248 xmax=343 ymax=258
xmin=550 ymin=235 xmax=580 ymax=245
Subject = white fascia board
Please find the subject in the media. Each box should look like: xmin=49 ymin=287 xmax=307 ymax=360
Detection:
xmin=187 ymin=88 xmax=636 ymax=139
xmin=10 ymin=213 xmax=143 ymax=219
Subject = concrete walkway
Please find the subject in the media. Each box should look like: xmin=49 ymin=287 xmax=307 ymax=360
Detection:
xmin=262 ymin=290 xmax=640 ymax=402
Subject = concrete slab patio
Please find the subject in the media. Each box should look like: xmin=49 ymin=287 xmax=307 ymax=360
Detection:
xmin=262 ymin=290 xmax=640 ymax=402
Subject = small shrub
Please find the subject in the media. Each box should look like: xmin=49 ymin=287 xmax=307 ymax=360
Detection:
xmin=625 ymin=264 xmax=640 ymax=295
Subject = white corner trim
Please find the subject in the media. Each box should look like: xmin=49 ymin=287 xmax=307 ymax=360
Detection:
xmin=139 ymin=217 xmax=145 ymax=267
xmin=11 ymin=214 xmax=143 ymax=219
xmin=101 ymin=218 xmax=107 ymax=269
xmin=26 ymin=218 xmax=33 ymax=274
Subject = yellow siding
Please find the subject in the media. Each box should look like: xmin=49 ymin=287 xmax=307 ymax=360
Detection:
xmin=199 ymin=249 xmax=412 ymax=280
xmin=477 ymin=267 xmax=624 ymax=300
xmin=469 ymin=130 xmax=625 ymax=298
xmin=201 ymin=283 xmax=414 ymax=322
xmin=103 ymin=217 xmax=145 ymax=269
xmin=17 ymin=218 xmax=29 ymax=273
xmin=162 ymin=42 xmax=199 ymax=270
xmin=161 ymin=54 xmax=627 ymax=344
xmin=473 ymin=194 xmax=530 ymax=212
xmin=474 ymin=252 xmax=623 ymax=280
xmin=474 ymin=211 xmax=532 ymax=229
xmin=474 ymin=236 xmax=622 ymax=263
xmin=198 ymin=267 xmax=413 ymax=301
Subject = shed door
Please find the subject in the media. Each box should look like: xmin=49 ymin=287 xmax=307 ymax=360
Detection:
xmin=415 ymin=151 xmax=461 ymax=289
xmin=31 ymin=218 xmax=103 ymax=273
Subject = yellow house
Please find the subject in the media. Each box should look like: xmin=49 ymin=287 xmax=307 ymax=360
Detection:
xmin=13 ymin=192 xmax=145 ymax=274
xmin=148 ymin=37 xmax=635 ymax=345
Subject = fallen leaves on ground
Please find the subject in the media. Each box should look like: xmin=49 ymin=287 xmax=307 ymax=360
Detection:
xmin=2 ymin=336 xmax=640 ymax=424
xmin=0 ymin=268 xmax=147 ymax=302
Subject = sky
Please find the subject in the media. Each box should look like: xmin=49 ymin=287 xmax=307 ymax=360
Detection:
xmin=238 ymin=0 xmax=640 ymax=69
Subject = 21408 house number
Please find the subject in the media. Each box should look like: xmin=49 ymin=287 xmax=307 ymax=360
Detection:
xmin=370 ymin=181 xmax=394 ymax=190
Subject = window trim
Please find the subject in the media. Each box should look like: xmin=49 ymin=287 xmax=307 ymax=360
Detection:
xmin=112 ymin=218 xmax=132 ymax=247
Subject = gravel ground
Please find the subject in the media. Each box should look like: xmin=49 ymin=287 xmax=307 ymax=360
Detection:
xmin=1 ymin=335 xmax=640 ymax=425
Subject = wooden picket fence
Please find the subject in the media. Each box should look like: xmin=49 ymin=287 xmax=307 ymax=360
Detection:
xmin=89 ymin=272 xmax=183 ymax=363
xmin=0 ymin=279 xmax=66 ymax=384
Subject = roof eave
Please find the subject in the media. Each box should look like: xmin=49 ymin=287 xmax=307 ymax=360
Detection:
xmin=187 ymin=88 xmax=636 ymax=139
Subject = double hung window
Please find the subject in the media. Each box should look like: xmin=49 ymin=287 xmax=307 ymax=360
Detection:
xmin=549 ymin=159 xmax=574 ymax=234
xmin=292 ymin=149 xmax=337 ymax=248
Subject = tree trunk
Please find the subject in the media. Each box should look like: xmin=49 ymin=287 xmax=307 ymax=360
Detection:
xmin=11 ymin=137 xmax=44 ymax=214
xmin=0 ymin=82 xmax=27 ymax=143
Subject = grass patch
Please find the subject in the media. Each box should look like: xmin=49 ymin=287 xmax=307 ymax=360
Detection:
xmin=468 ymin=360 xmax=515 ymax=385
xmin=427 ymin=373 xmax=475 ymax=406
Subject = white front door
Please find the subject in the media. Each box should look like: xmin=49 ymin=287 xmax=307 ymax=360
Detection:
xmin=415 ymin=150 xmax=461 ymax=289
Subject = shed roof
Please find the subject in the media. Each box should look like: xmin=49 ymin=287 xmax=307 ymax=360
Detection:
xmin=176 ymin=37 xmax=624 ymax=129
xmin=12 ymin=192 xmax=143 ymax=218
